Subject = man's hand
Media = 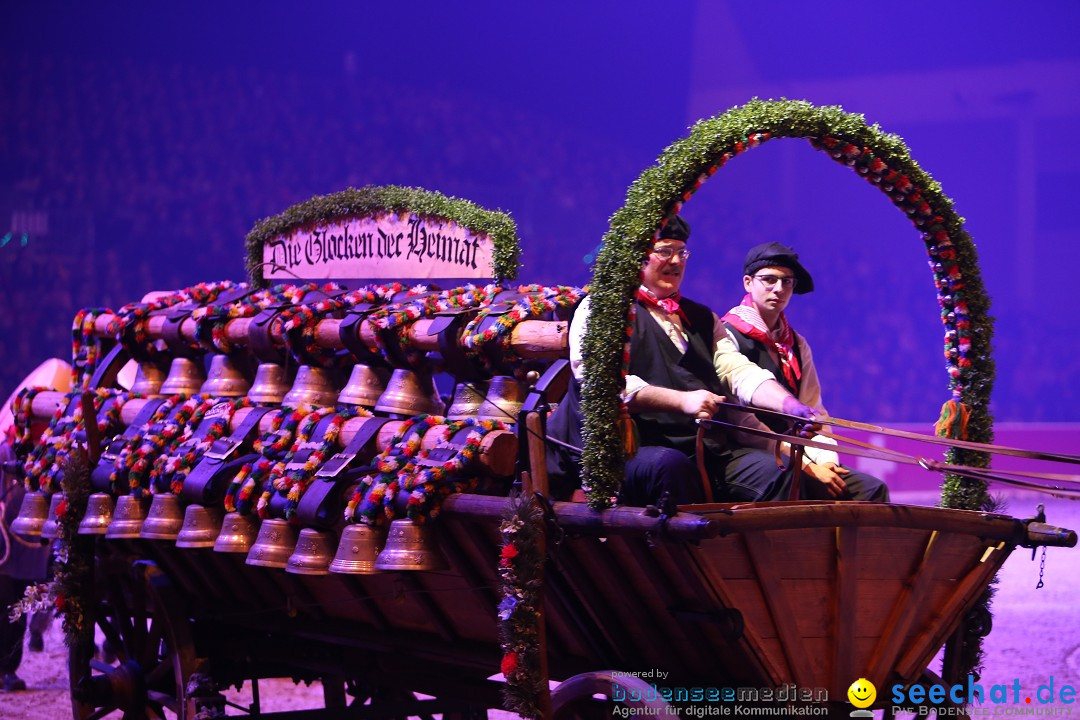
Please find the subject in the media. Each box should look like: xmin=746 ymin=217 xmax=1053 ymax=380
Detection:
xmin=803 ymin=461 xmax=849 ymax=498
xmin=680 ymin=389 xmax=725 ymax=418
xmin=781 ymin=395 xmax=815 ymax=420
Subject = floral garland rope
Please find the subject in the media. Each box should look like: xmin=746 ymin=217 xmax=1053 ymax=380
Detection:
xmin=71 ymin=308 xmax=113 ymax=389
xmin=461 ymin=284 xmax=585 ymax=369
xmin=225 ymin=405 xmax=315 ymax=515
xmin=151 ymin=397 xmax=252 ymax=495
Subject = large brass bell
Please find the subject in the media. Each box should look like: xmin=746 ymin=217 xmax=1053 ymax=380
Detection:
xmin=175 ymin=504 xmax=224 ymax=548
xmin=446 ymin=381 xmax=489 ymax=420
xmin=159 ymin=357 xmax=206 ymax=397
xmin=105 ymin=495 xmax=150 ymax=539
xmin=329 ymin=523 xmax=387 ymax=575
xmin=374 ymin=369 xmax=441 ymax=417
xmin=40 ymin=492 xmax=64 ymax=540
xmin=10 ymin=491 xmax=49 ymax=538
xmin=245 ymin=519 xmax=297 ymax=568
xmin=140 ymin=493 xmax=185 ymax=540
xmin=480 ymin=376 xmax=526 ymax=422
xmin=337 ymin=364 xmax=388 ymax=408
xmin=213 ymin=512 xmax=260 ymax=553
xmin=374 ymin=518 xmax=448 ymax=572
xmin=200 ymin=354 xmax=251 ymax=397
xmin=249 ymin=363 xmax=290 ymax=405
xmin=77 ymin=493 xmax=115 ymax=535
xmin=130 ymin=361 xmax=167 ymax=397
xmin=282 ymin=366 xmax=338 ymax=408
xmin=285 ymin=528 xmax=337 ymax=575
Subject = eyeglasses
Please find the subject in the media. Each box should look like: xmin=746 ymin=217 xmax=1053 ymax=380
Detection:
xmin=651 ymin=246 xmax=691 ymax=262
xmin=753 ymin=274 xmax=798 ymax=290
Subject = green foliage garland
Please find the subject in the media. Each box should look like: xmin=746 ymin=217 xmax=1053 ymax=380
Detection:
xmin=580 ymin=98 xmax=994 ymax=513
xmin=245 ymin=184 xmax=521 ymax=286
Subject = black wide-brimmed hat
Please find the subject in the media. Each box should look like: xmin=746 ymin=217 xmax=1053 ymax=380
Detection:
xmin=743 ymin=241 xmax=814 ymax=294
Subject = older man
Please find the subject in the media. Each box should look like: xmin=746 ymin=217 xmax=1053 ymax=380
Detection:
xmin=547 ymin=216 xmax=816 ymax=509
xmin=721 ymin=242 xmax=889 ymax=501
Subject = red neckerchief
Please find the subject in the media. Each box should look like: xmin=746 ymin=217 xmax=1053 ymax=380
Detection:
xmin=721 ymin=294 xmax=801 ymax=390
xmin=635 ymin=287 xmax=689 ymax=327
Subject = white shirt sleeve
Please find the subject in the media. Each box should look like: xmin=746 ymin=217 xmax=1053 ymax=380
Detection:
xmin=712 ymin=314 xmax=777 ymax=404
xmin=568 ymin=295 xmax=647 ymax=401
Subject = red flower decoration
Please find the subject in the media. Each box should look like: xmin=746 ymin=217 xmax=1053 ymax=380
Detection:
xmin=55 ymin=594 xmax=67 ymax=611
xmin=55 ymin=498 xmax=68 ymax=519
xmin=501 ymin=544 xmax=519 ymax=560
xmin=501 ymin=651 xmax=519 ymax=676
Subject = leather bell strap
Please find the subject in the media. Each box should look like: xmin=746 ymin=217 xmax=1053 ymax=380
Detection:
xmin=90 ymin=398 xmax=170 ymax=492
xmin=296 ymin=417 xmax=393 ymax=527
xmin=713 ymin=400 xmax=1080 ymax=466
xmin=180 ymin=406 xmax=274 ymax=504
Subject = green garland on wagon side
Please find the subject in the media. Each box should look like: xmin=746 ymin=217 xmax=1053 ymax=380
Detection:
xmin=244 ymin=184 xmax=522 ymax=286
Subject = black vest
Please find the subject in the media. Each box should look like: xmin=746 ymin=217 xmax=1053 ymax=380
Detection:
xmin=723 ymin=322 xmax=804 ymax=431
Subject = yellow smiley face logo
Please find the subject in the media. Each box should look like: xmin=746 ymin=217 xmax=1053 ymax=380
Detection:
xmin=847 ymin=678 xmax=876 ymax=708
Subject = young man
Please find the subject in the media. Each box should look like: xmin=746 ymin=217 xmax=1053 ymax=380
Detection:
xmin=546 ymin=217 xmax=818 ymax=509
xmin=721 ymin=242 xmax=889 ymax=501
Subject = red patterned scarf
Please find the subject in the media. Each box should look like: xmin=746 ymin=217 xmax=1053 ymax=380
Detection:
xmin=721 ymin=294 xmax=801 ymax=391
xmin=635 ymin=287 xmax=689 ymax=327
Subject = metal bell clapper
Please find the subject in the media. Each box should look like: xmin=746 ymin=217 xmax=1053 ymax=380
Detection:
xmin=285 ymin=528 xmax=337 ymax=575
xmin=10 ymin=491 xmax=49 ymax=538
xmin=337 ymin=364 xmax=388 ymax=409
xmin=245 ymin=518 xmax=298 ymax=568
xmin=175 ymin=504 xmax=224 ymax=548
xmin=282 ymin=366 xmax=338 ymax=408
xmin=374 ymin=368 xmax=441 ymax=417
xmin=199 ymin=354 xmax=251 ymax=398
xmin=248 ymin=362 xmax=291 ymax=405
xmin=213 ymin=512 xmax=260 ymax=553
xmin=479 ymin=376 xmax=526 ymax=422
xmin=159 ymin=357 xmax=206 ymax=397
xmin=77 ymin=493 xmax=115 ymax=535
xmin=139 ymin=493 xmax=185 ymax=540
xmin=446 ymin=381 xmax=488 ymax=420
xmin=105 ymin=495 xmax=150 ymax=539
xmin=40 ymin=492 xmax=65 ymax=540
xmin=374 ymin=518 xmax=449 ymax=572
xmin=329 ymin=523 xmax=387 ymax=575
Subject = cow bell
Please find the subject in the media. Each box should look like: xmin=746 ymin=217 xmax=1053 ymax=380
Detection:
xmin=282 ymin=365 xmax=338 ymax=408
xmin=329 ymin=523 xmax=387 ymax=575
xmin=374 ymin=518 xmax=448 ymax=572
xmin=245 ymin=518 xmax=297 ymax=568
xmin=213 ymin=512 xmax=260 ymax=553
xmin=105 ymin=494 xmax=150 ymax=539
xmin=10 ymin=491 xmax=49 ymax=539
xmin=248 ymin=362 xmax=290 ymax=405
xmin=374 ymin=369 xmax=441 ymax=417
xmin=337 ymin=364 xmax=388 ymax=408
xmin=285 ymin=528 xmax=337 ymax=575
xmin=131 ymin=360 xmax=168 ymax=397
xmin=175 ymin=504 xmax=224 ymax=548
xmin=139 ymin=493 xmax=184 ymax=540
xmin=40 ymin=492 xmax=65 ymax=540
xmin=159 ymin=357 xmax=206 ymax=397
xmin=480 ymin=376 xmax=526 ymax=422
xmin=200 ymin=355 xmax=251 ymax=398
xmin=446 ymin=381 xmax=488 ymax=420
xmin=77 ymin=493 xmax=115 ymax=535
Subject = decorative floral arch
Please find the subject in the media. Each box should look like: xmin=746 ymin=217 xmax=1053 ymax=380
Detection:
xmin=580 ymin=99 xmax=994 ymax=512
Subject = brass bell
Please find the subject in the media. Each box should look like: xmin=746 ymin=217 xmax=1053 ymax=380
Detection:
xmin=248 ymin=362 xmax=291 ymax=405
xmin=446 ymin=381 xmax=489 ymax=420
xmin=285 ymin=528 xmax=337 ymax=575
xmin=40 ymin=492 xmax=64 ymax=540
xmin=175 ymin=504 xmax=224 ymax=548
xmin=282 ymin=365 xmax=338 ymax=408
xmin=213 ymin=512 xmax=260 ymax=553
xmin=245 ymin=518 xmax=297 ymax=568
xmin=130 ymin=360 xmax=167 ymax=397
xmin=374 ymin=518 xmax=449 ymax=572
xmin=77 ymin=493 xmax=115 ymax=535
xmin=374 ymin=369 xmax=441 ymax=417
xmin=105 ymin=495 xmax=150 ymax=539
xmin=10 ymin=491 xmax=49 ymax=538
xmin=337 ymin=364 xmax=388 ymax=408
xmin=200 ymin=354 xmax=251 ymax=398
xmin=329 ymin=523 xmax=387 ymax=575
xmin=159 ymin=357 xmax=207 ymax=397
xmin=139 ymin=493 xmax=185 ymax=540
xmin=479 ymin=376 xmax=526 ymax=422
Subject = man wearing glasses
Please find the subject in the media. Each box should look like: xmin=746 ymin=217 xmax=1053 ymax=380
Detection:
xmin=547 ymin=217 xmax=819 ymax=509
xmin=721 ymin=242 xmax=888 ymax=501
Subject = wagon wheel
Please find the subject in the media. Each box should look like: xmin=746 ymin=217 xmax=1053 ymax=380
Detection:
xmin=551 ymin=671 xmax=673 ymax=720
xmin=70 ymin=557 xmax=197 ymax=720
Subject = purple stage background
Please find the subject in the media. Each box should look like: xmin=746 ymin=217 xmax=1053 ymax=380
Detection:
xmin=2 ymin=1 xmax=1079 ymax=428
